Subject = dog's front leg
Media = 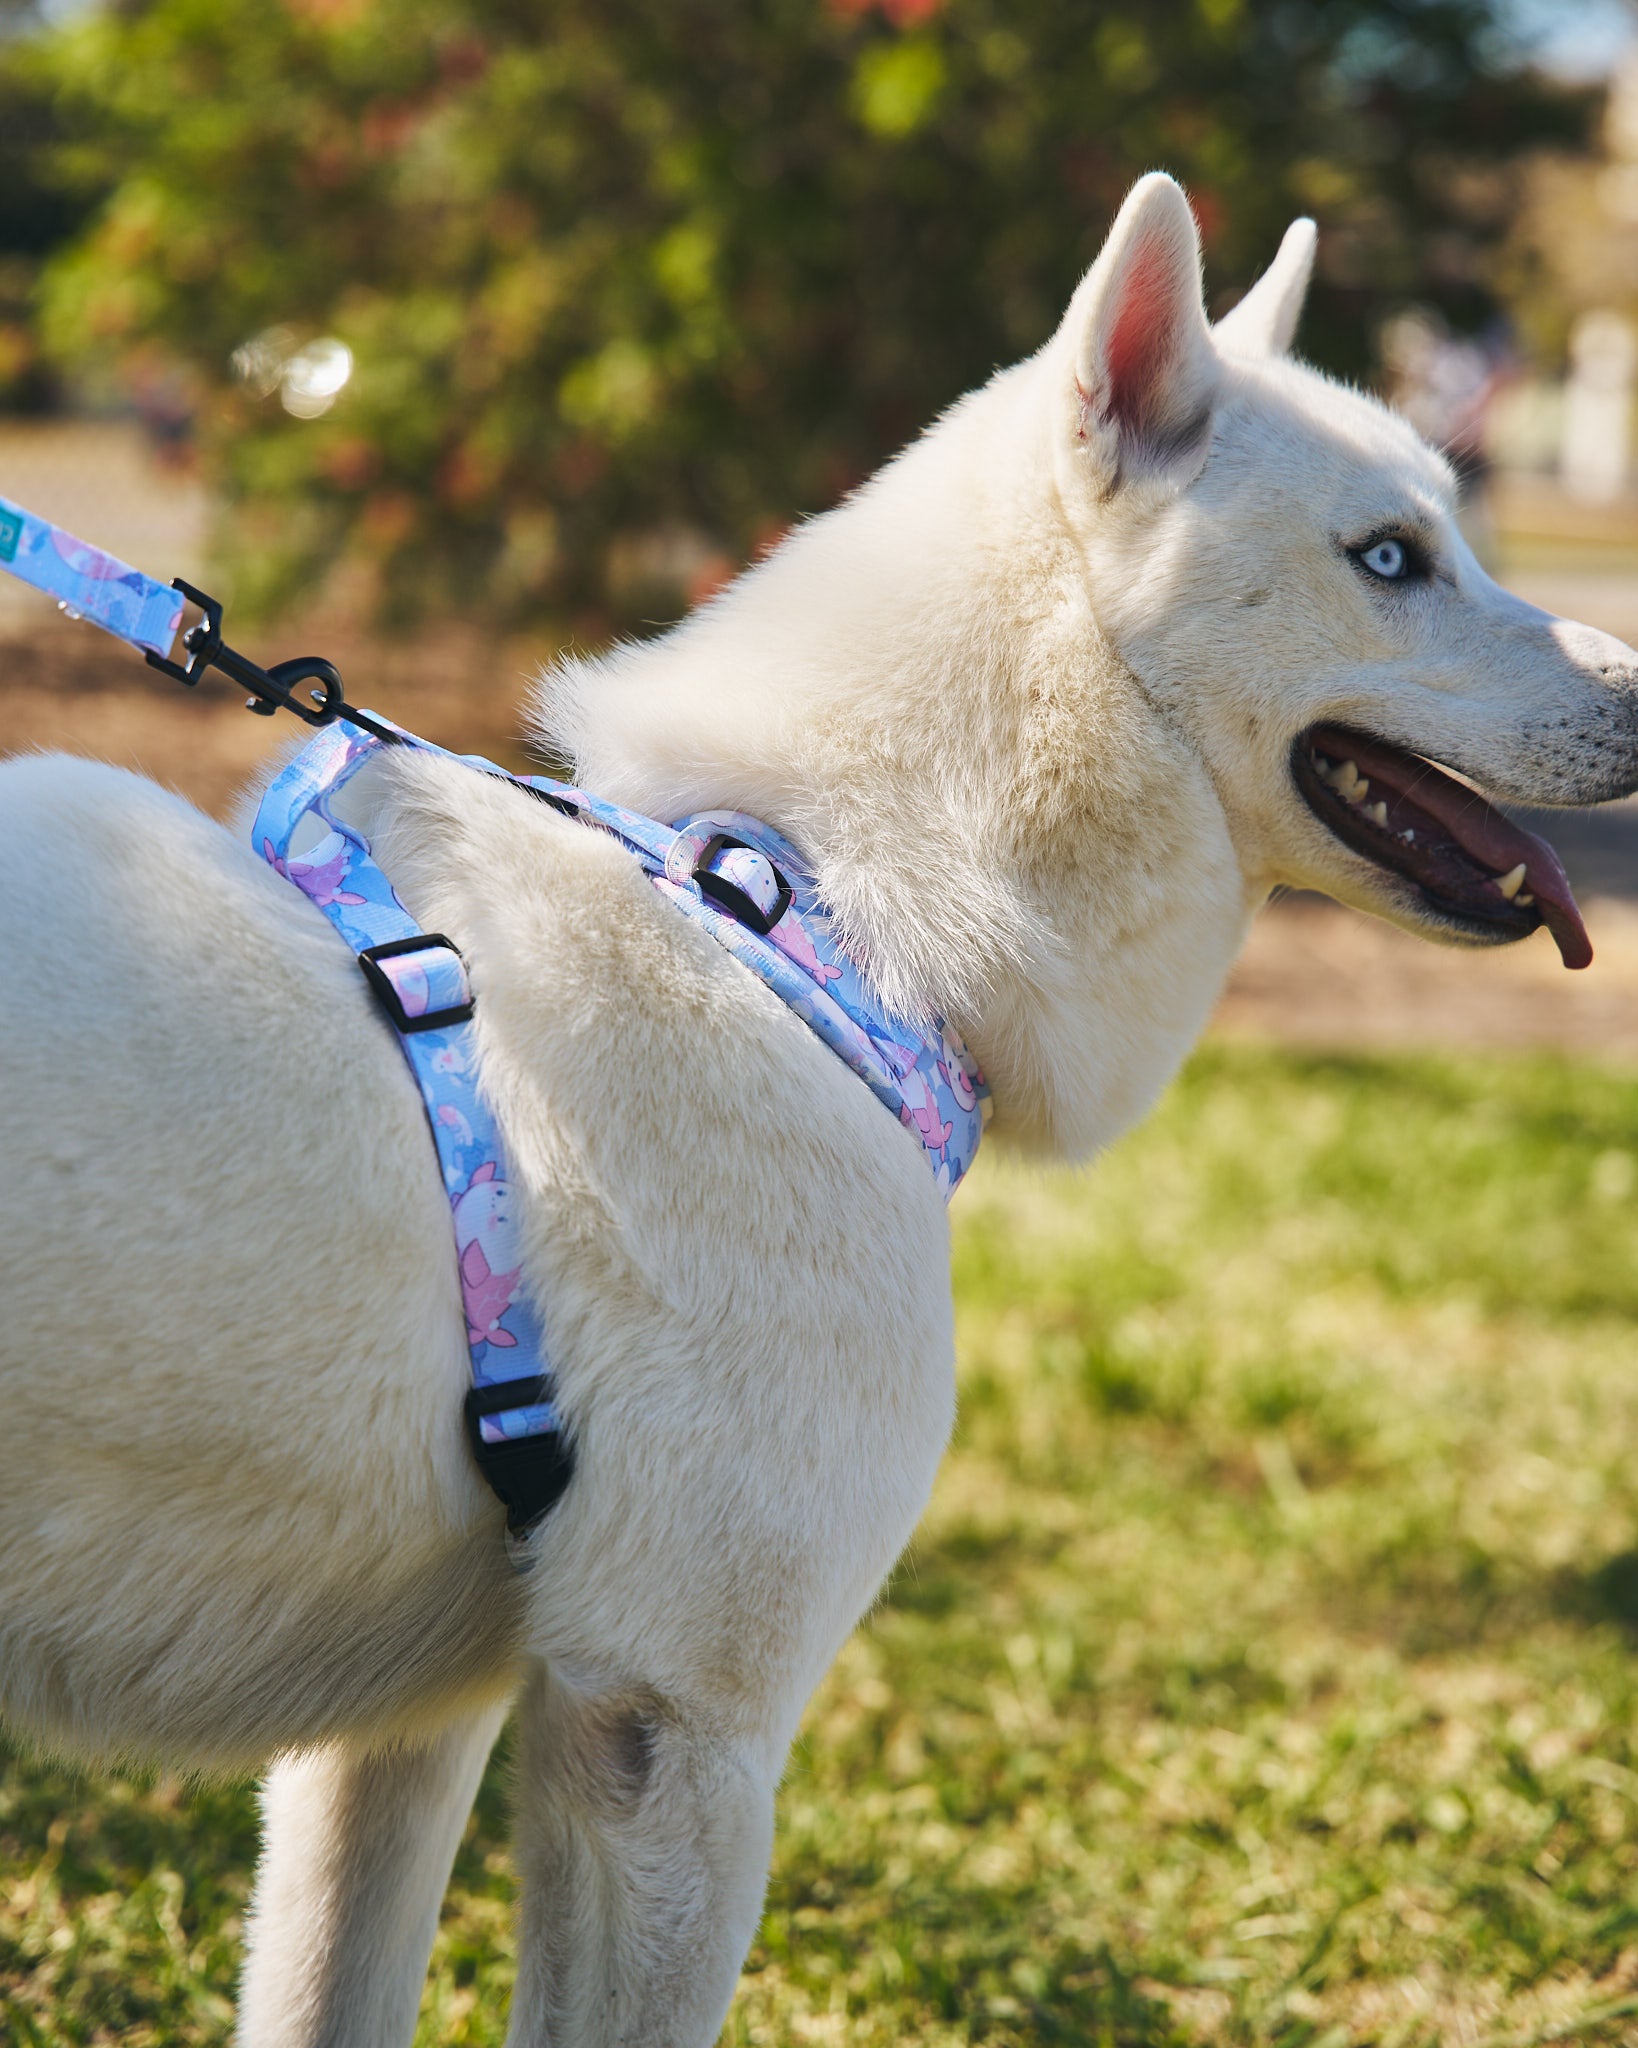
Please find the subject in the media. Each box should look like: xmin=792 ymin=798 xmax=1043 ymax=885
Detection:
xmin=505 ymin=1659 xmax=777 ymax=2048
xmin=236 ymin=1697 xmax=511 ymax=2048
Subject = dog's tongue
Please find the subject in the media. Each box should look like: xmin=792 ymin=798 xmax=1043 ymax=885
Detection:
xmin=1318 ymin=728 xmax=1592 ymax=970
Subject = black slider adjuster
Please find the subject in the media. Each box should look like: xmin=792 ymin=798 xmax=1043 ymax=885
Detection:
xmin=463 ymin=1380 xmax=576 ymax=1537
xmin=693 ymin=832 xmax=793 ymax=936
xmin=358 ymin=933 xmax=476 ymax=1035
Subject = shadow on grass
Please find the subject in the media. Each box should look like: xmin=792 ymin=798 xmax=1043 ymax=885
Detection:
xmin=889 ymin=1497 xmax=1638 ymax=1689
xmin=1557 ymin=1545 xmax=1638 ymax=1640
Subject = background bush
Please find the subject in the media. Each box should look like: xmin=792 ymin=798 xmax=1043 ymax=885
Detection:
xmin=9 ymin=0 xmax=1594 ymax=626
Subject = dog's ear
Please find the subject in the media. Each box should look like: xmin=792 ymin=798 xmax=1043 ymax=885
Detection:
xmin=1058 ymin=172 xmax=1219 ymax=494
xmin=1213 ymin=218 xmax=1317 ymax=359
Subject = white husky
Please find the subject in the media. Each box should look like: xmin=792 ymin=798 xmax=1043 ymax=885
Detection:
xmin=2 ymin=173 xmax=1635 ymax=2047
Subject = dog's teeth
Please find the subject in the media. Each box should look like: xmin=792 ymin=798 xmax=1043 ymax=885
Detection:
xmin=1496 ymin=862 xmax=1528 ymax=901
xmin=1323 ymin=759 xmax=1360 ymax=795
xmin=1399 ymin=828 xmax=1417 ymax=843
xmin=1517 ymin=891 xmax=1535 ymax=907
xmin=1368 ymin=801 xmax=1387 ymax=826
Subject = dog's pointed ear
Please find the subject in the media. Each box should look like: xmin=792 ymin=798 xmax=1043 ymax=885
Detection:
xmin=1058 ymin=172 xmax=1219 ymax=494
xmin=1213 ymin=218 xmax=1316 ymax=359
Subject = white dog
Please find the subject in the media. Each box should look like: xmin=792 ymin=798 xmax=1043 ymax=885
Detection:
xmin=2 ymin=173 xmax=1635 ymax=2047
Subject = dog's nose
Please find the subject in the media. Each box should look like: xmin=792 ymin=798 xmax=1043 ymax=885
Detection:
xmin=1551 ymin=616 xmax=1638 ymax=690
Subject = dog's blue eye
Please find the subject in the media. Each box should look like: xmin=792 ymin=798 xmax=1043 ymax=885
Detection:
xmin=1361 ymin=539 xmax=1406 ymax=579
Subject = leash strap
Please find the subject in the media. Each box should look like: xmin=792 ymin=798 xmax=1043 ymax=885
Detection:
xmin=0 ymin=495 xmax=185 ymax=657
xmin=251 ymin=719 xmax=573 ymax=1542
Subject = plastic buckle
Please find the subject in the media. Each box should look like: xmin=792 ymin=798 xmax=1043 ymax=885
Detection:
xmin=358 ymin=934 xmax=476 ymax=1035
xmin=463 ymin=1380 xmax=576 ymax=1536
xmin=693 ymin=832 xmax=793 ymax=936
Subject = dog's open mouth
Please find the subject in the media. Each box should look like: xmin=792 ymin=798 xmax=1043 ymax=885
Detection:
xmin=1292 ymin=724 xmax=1592 ymax=970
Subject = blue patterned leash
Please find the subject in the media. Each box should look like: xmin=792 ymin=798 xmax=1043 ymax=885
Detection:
xmin=0 ymin=492 xmax=399 ymax=737
xmin=0 ymin=493 xmax=187 ymax=656
xmin=0 ymin=499 xmax=573 ymax=1540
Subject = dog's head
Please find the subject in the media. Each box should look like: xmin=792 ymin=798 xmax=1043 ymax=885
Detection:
xmin=1049 ymin=173 xmax=1638 ymax=969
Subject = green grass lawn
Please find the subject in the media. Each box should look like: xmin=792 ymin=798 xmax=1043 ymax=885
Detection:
xmin=9 ymin=1043 xmax=1638 ymax=2046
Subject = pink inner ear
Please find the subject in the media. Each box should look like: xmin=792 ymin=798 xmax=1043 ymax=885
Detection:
xmin=1103 ymin=236 xmax=1178 ymax=431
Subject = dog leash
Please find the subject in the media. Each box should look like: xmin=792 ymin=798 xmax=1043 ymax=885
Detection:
xmin=0 ymin=493 xmax=990 ymax=1551
xmin=0 ymin=491 xmax=401 ymax=736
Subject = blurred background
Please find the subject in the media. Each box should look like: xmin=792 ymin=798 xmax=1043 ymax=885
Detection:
xmin=16 ymin=10 xmax=1638 ymax=2046
xmin=2 ymin=0 xmax=1638 ymax=1044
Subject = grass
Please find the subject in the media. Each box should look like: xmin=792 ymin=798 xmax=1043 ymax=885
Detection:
xmin=9 ymin=1042 xmax=1638 ymax=2045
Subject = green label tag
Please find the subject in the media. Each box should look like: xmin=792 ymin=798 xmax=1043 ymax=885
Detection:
xmin=0 ymin=509 xmax=20 ymax=563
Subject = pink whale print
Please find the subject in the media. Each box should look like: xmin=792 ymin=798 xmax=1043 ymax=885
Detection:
xmin=451 ymin=1161 xmax=523 ymax=1349
xmin=898 ymin=1068 xmax=952 ymax=1156
xmin=50 ymin=530 xmax=125 ymax=582
xmin=770 ymin=912 xmax=842 ymax=986
xmin=262 ymin=839 xmax=367 ymax=909
xmin=939 ymin=1056 xmax=978 ymax=1113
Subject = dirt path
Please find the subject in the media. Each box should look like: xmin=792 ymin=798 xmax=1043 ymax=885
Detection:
xmin=1216 ymin=893 xmax=1638 ymax=1057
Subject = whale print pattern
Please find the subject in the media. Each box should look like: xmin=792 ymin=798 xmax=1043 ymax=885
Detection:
xmin=0 ymin=493 xmax=186 ymax=656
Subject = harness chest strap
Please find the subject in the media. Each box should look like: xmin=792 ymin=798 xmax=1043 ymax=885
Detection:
xmin=253 ymin=719 xmax=573 ymax=1542
xmin=252 ymin=716 xmax=989 ymax=1545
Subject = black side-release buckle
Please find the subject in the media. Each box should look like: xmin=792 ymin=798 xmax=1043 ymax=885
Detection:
xmin=358 ymin=934 xmax=476 ymax=1034
xmin=463 ymin=1381 xmax=576 ymax=1536
xmin=693 ymin=832 xmax=793 ymax=936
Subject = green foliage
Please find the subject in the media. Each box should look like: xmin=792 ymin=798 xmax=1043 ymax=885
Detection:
xmin=14 ymin=0 xmax=1590 ymax=627
xmin=0 ymin=4 xmax=101 ymax=410
xmin=12 ymin=1043 xmax=1638 ymax=2041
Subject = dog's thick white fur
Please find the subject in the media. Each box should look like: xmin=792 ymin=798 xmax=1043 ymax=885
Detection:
xmin=3 ymin=175 xmax=1636 ymax=2046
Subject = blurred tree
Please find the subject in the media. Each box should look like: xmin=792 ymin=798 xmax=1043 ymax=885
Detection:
xmin=1501 ymin=51 xmax=1638 ymax=368
xmin=0 ymin=0 xmax=102 ymax=409
xmin=13 ymin=0 xmax=1594 ymax=626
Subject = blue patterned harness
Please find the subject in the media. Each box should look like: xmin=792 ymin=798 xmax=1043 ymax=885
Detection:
xmin=254 ymin=714 xmax=989 ymax=1546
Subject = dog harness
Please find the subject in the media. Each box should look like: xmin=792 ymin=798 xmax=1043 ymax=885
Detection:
xmin=0 ymin=496 xmax=989 ymax=1547
xmin=253 ymin=714 xmax=989 ymax=1545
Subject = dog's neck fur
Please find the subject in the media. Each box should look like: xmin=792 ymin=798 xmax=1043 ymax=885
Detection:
xmin=536 ymin=355 xmax=1255 ymax=1161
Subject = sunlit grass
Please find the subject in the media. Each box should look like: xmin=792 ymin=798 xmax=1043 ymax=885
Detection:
xmin=8 ymin=1045 xmax=1638 ymax=2045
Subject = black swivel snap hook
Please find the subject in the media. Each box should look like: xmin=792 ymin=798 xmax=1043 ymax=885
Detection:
xmin=144 ymin=578 xmax=399 ymax=743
